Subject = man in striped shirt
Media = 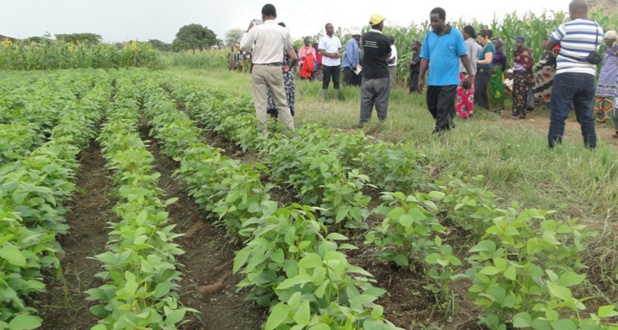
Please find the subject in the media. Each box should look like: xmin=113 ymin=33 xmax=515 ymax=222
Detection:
xmin=544 ymin=0 xmax=604 ymax=149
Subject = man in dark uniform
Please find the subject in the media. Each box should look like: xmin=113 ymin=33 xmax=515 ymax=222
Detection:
xmin=355 ymin=14 xmax=392 ymax=127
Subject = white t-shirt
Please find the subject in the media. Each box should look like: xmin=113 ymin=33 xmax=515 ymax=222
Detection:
xmin=460 ymin=37 xmax=478 ymax=75
xmin=318 ymin=34 xmax=342 ymax=67
xmin=388 ymin=44 xmax=398 ymax=67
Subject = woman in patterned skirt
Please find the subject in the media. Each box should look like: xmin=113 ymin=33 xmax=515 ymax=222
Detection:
xmin=456 ymin=26 xmax=478 ymax=118
xmin=594 ymin=30 xmax=618 ymax=138
xmin=511 ymin=36 xmax=534 ymax=119
xmin=489 ymin=38 xmax=508 ymax=112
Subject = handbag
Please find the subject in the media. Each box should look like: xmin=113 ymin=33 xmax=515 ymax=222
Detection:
xmin=559 ymin=24 xmax=601 ymax=65
xmin=526 ymin=87 xmax=535 ymax=110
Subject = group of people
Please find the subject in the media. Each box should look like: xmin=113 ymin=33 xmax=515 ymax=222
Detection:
xmin=227 ymin=46 xmax=252 ymax=73
xmin=241 ymin=1 xmax=617 ymax=149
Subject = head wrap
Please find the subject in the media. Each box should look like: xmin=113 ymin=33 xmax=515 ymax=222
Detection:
xmin=516 ymin=36 xmax=525 ymax=43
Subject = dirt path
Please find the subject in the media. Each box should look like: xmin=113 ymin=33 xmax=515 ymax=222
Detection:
xmin=37 ymin=141 xmax=115 ymax=329
xmin=495 ymin=109 xmax=618 ymax=147
xmin=138 ymin=118 xmax=265 ymax=330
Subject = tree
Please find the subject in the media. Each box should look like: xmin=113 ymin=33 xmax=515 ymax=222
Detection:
xmin=148 ymin=39 xmax=172 ymax=52
xmin=172 ymin=24 xmax=217 ymax=51
xmin=225 ymin=29 xmax=244 ymax=47
xmin=55 ymin=33 xmax=102 ymax=44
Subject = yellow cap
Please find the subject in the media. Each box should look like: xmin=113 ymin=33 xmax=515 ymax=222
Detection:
xmin=369 ymin=14 xmax=385 ymax=26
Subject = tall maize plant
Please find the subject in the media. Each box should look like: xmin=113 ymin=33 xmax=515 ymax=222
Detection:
xmin=0 ymin=40 xmax=160 ymax=70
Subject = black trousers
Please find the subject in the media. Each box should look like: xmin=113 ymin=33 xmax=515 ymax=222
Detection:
xmin=474 ymin=67 xmax=491 ymax=110
xmin=409 ymin=70 xmax=420 ymax=93
xmin=427 ymin=85 xmax=457 ymax=133
xmin=322 ymin=65 xmax=341 ymax=89
xmin=342 ymin=67 xmax=361 ymax=86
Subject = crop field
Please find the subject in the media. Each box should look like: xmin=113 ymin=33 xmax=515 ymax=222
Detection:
xmin=1 ymin=6 xmax=618 ymax=327
xmin=0 ymin=66 xmax=616 ymax=330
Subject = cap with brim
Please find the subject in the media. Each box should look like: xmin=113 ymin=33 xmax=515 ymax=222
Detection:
xmin=351 ymin=30 xmax=362 ymax=36
xmin=369 ymin=14 xmax=385 ymax=26
xmin=604 ymin=30 xmax=617 ymax=40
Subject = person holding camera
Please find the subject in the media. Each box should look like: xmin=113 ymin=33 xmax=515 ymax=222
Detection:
xmin=240 ymin=4 xmax=295 ymax=132
xmin=418 ymin=7 xmax=474 ymax=134
xmin=544 ymin=0 xmax=603 ymax=149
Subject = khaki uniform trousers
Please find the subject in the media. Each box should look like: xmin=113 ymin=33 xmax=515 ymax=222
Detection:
xmin=251 ymin=64 xmax=294 ymax=131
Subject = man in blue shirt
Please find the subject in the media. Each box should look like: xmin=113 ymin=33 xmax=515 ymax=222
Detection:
xmin=342 ymin=31 xmax=361 ymax=86
xmin=418 ymin=7 xmax=474 ymax=134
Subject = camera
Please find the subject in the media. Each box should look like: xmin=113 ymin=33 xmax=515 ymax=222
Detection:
xmin=253 ymin=19 xmax=263 ymax=26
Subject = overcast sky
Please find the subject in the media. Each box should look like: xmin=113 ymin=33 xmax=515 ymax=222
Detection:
xmin=0 ymin=0 xmax=571 ymax=43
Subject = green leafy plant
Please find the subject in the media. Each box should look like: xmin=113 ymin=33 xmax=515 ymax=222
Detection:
xmin=365 ymin=191 xmax=446 ymax=267
xmin=467 ymin=208 xmax=596 ymax=329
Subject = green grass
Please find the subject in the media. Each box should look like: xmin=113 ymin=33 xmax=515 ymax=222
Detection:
xmin=166 ymin=66 xmax=618 ymax=230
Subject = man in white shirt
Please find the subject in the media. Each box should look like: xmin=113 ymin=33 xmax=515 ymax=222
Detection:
xmin=240 ymin=4 xmax=295 ymax=132
xmin=388 ymin=36 xmax=398 ymax=89
xmin=318 ymin=23 xmax=342 ymax=100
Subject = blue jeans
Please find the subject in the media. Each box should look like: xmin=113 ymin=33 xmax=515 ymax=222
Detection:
xmin=548 ymin=73 xmax=596 ymax=149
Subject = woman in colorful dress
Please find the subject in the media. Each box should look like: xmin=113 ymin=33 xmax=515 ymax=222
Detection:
xmin=267 ymin=23 xmax=297 ymax=118
xmin=511 ymin=36 xmax=535 ymax=119
xmin=456 ymin=26 xmax=478 ymax=118
xmin=489 ymin=38 xmax=508 ymax=112
xmin=594 ymin=30 xmax=618 ymax=136
xmin=533 ymin=41 xmax=559 ymax=106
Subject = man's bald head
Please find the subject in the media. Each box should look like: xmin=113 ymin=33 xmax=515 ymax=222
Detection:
xmin=569 ymin=0 xmax=588 ymax=14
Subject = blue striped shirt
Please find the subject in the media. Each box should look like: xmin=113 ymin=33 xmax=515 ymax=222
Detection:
xmin=550 ymin=19 xmax=603 ymax=76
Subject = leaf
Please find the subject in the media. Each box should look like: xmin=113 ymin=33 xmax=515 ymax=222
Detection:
xmin=398 ymin=214 xmax=413 ymax=227
xmin=248 ymin=202 xmax=261 ymax=213
xmin=233 ymin=248 xmax=251 ymax=273
xmin=265 ymin=303 xmax=290 ymax=330
xmin=598 ymin=305 xmax=618 ymax=318
xmin=298 ymin=253 xmax=323 ymax=269
xmin=276 ymin=274 xmax=314 ymax=290
xmin=479 ymin=266 xmax=502 ymax=276
xmin=425 ymin=253 xmax=441 ymax=264
xmin=550 ymin=319 xmax=577 ymax=330
xmin=428 ymin=191 xmax=446 ymax=200
xmin=470 ymin=240 xmax=496 ymax=253
xmin=164 ymin=307 xmax=186 ymax=325
xmin=547 ymin=282 xmax=572 ymax=301
xmin=326 ymin=233 xmax=348 ymax=241
xmin=293 ymin=300 xmax=310 ymax=326
xmin=155 ymin=281 xmax=172 ymax=298
xmin=351 ymin=294 xmax=378 ymax=309
xmin=0 ymin=245 xmax=27 ymax=267
xmin=504 ymin=267 xmax=517 ymax=281
xmin=8 ymin=314 xmax=42 ymax=330
xmin=557 ymin=272 xmax=585 ymax=287
xmin=392 ymin=254 xmax=409 ymax=266
xmin=335 ymin=206 xmax=350 ymax=222
xmin=512 ymin=312 xmax=532 ymax=328
xmin=124 ymin=271 xmax=138 ymax=296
